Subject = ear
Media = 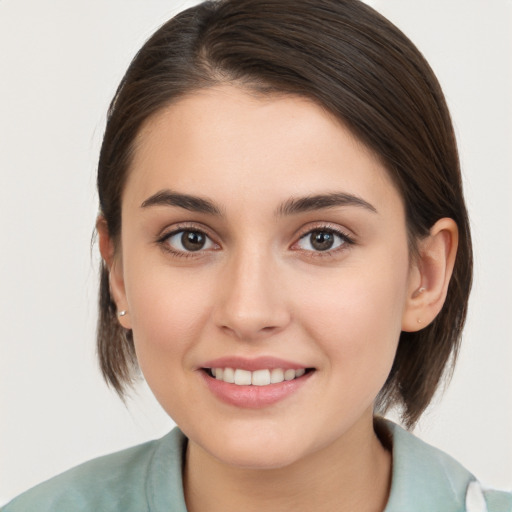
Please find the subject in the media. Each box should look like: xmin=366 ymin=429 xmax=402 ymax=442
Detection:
xmin=402 ymin=218 xmax=458 ymax=332
xmin=96 ymin=216 xmax=132 ymax=330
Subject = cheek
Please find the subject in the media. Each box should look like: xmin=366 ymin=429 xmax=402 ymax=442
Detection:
xmin=294 ymin=250 xmax=409 ymax=376
xmin=123 ymin=258 xmax=214 ymax=363
xmin=123 ymin=264 xmax=217 ymax=415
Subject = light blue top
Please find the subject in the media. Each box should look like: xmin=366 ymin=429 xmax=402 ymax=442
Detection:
xmin=2 ymin=420 xmax=511 ymax=511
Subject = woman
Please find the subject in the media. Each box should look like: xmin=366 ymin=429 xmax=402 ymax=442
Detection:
xmin=2 ymin=0 xmax=511 ymax=510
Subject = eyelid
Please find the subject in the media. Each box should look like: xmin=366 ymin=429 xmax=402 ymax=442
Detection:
xmin=294 ymin=222 xmax=355 ymax=242
xmin=167 ymin=230 xmax=217 ymax=251
xmin=156 ymin=222 xmax=220 ymax=256
xmin=155 ymin=221 xmax=355 ymax=258
xmin=157 ymin=221 xmax=218 ymax=241
xmin=290 ymin=223 xmax=356 ymax=254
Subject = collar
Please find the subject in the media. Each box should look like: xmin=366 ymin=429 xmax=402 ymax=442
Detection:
xmin=147 ymin=421 xmax=475 ymax=512
xmin=380 ymin=419 xmax=474 ymax=511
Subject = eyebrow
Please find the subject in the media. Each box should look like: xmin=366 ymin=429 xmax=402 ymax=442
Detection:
xmin=141 ymin=190 xmax=223 ymax=216
xmin=276 ymin=193 xmax=377 ymax=216
xmin=140 ymin=189 xmax=377 ymax=217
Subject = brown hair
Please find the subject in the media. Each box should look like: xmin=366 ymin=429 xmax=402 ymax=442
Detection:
xmin=97 ymin=0 xmax=472 ymax=428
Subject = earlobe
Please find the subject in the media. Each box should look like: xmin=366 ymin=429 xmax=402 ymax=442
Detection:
xmin=96 ymin=216 xmax=132 ymax=329
xmin=402 ymin=218 xmax=458 ymax=332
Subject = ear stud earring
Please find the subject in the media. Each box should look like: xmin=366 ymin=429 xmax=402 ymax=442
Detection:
xmin=118 ymin=310 xmax=128 ymax=317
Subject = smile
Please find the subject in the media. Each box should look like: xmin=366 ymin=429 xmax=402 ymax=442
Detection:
xmin=200 ymin=362 xmax=315 ymax=408
xmin=207 ymin=367 xmax=308 ymax=386
xmin=199 ymin=356 xmax=315 ymax=408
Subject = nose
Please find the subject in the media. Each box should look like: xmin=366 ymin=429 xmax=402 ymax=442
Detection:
xmin=213 ymin=247 xmax=291 ymax=341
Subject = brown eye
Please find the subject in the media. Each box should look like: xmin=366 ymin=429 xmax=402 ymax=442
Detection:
xmin=164 ymin=230 xmax=216 ymax=253
xmin=309 ymin=231 xmax=335 ymax=251
xmin=296 ymin=229 xmax=349 ymax=252
xmin=181 ymin=231 xmax=206 ymax=251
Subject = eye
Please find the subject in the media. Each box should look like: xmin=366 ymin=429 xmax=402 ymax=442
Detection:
xmin=164 ymin=229 xmax=217 ymax=253
xmin=296 ymin=229 xmax=351 ymax=252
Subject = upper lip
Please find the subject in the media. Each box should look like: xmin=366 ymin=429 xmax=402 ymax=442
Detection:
xmin=200 ymin=356 xmax=310 ymax=372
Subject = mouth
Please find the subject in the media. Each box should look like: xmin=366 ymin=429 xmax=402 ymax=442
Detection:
xmin=199 ymin=361 xmax=315 ymax=408
xmin=203 ymin=367 xmax=314 ymax=386
xmin=199 ymin=356 xmax=316 ymax=407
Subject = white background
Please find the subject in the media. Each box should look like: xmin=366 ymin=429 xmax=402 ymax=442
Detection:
xmin=0 ymin=0 xmax=511 ymax=504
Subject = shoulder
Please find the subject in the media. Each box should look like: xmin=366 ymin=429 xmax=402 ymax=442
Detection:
xmin=380 ymin=419 xmax=512 ymax=512
xmin=466 ymin=481 xmax=512 ymax=512
xmin=1 ymin=428 xmax=188 ymax=512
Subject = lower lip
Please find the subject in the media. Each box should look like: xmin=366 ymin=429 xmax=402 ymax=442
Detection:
xmin=201 ymin=371 xmax=313 ymax=409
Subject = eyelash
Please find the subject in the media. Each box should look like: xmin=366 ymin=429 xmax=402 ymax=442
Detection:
xmin=156 ymin=223 xmax=219 ymax=259
xmin=156 ymin=224 xmax=355 ymax=259
xmin=293 ymin=226 xmax=355 ymax=258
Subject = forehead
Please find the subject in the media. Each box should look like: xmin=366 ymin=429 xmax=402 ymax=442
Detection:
xmin=124 ymin=86 xmax=402 ymax=216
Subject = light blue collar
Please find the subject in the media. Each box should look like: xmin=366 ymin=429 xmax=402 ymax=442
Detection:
xmin=151 ymin=420 xmax=476 ymax=512
xmin=381 ymin=419 xmax=474 ymax=511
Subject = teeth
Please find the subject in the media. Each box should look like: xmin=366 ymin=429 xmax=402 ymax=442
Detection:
xmin=234 ymin=369 xmax=252 ymax=385
xmin=284 ymin=369 xmax=296 ymax=381
xmin=270 ymin=368 xmax=284 ymax=384
xmin=252 ymin=369 xmax=271 ymax=386
xmin=223 ymin=367 xmax=235 ymax=383
xmin=211 ymin=367 xmax=307 ymax=386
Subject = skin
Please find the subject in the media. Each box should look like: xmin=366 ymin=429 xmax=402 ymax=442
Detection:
xmin=99 ymin=86 xmax=458 ymax=512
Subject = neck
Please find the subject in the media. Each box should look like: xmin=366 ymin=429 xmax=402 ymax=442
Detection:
xmin=183 ymin=413 xmax=392 ymax=512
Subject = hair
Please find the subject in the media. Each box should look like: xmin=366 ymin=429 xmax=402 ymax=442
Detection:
xmin=97 ymin=0 xmax=472 ymax=428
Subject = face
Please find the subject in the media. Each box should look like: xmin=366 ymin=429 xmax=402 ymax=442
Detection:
xmin=112 ymin=86 xmax=417 ymax=469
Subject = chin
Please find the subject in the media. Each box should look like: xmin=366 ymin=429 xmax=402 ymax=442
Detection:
xmin=213 ymin=444 xmax=305 ymax=471
xmin=193 ymin=423 xmax=312 ymax=470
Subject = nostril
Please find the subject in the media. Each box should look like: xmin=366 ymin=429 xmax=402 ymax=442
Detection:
xmin=218 ymin=322 xmax=286 ymax=340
